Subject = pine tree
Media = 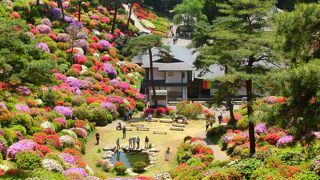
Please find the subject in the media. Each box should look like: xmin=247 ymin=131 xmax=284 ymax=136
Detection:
xmin=194 ymin=0 xmax=277 ymax=156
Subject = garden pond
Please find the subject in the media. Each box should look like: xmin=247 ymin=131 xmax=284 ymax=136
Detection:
xmin=110 ymin=152 xmax=150 ymax=168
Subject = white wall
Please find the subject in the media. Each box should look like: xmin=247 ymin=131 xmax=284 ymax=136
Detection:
xmin=150 ymin=68 xmax=165 ymax=80
xmin=166 ymin=71 xmax=188 ymax=83
xmin=182 ymin=87 xmax=188 ymax=100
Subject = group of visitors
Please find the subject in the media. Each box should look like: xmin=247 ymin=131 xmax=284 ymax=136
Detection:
xmin=115 ymin=136 xmax=150 ymax=151
xmin=205 ymin=113 xmax=224 ymax=131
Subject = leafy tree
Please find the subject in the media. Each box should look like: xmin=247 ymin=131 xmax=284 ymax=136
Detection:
xmin=193 ymin=0 xmax=277 ymax=156
xmin=0 ymin=18 xmax=56 ymax=85
xmin=111 ymin=0 xmax=123 ymax=34
xmin=202 ymin=0 xmax=225 ymax=23
xmin=276 ymin=0 xmax=318 ymax=11
xmin=274 ymin=3 xmax=320 ymax=64
xmin=173 ymin=0 xmax=207 ymax=29
xmin=123 ymin=35 xmax=171 ymax=106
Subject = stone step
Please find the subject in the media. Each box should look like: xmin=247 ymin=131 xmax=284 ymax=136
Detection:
xmin=170 ymin=127 xmax=184 ymax=131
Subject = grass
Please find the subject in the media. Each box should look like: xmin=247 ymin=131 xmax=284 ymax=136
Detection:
xmin=81 ymin=119 xmax=206 ymax=177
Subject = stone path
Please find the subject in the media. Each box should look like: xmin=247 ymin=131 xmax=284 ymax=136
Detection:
xmin=197 ymin=130 xmax=230 ymax=161
xmin=122 ymin=4 xmax=150 ymax=33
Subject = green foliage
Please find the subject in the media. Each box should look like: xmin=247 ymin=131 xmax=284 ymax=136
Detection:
xmin=294 ymin=171 xmax=319 ymax=180
xmin=231 ymin=158 xmax=263 ymax=179
xmin=2 ymin=128 xmax=16 ymax=146
xmin=41 ymin=90 xmax=58 ymax=108
xmin=235 ymin=115 xmax=248 ymax=130
xmin=274 ymin=3 xmax=320 ymax=63
xmin=0 ymin=18 xmax=56 ymax=85
xmin=277 ymin=149 xmax=305 ymax=165
xmin=10 ymin=125 xmax=27 ymax=135
xmin=177 ymin=143 xmax=192 ymax=163
xmin=31 ymin=170 xmax=67 ymax=180
xmin=10 ymin=113 xmax=33 ymax=133
xmin=73 ymin=106 xmax=92 ymax=120
xmin=206 ymin=125 xmax=226 ymax=143
xmin=133 ymin=161 xmax=147 ymax=173
xmin=91 ymin=108 xmax=113 ymax=126
xmin=114 ymin=162 xmax=127 ymax=175
xmin=176 ymin=101 xmax=203 ymax=118
xmin=251 ymin=167 xmax=280 ymax=180
xmin=306 ymin=140 xmax=320 ymax=159
xmin=16 ymin=151 xmax=42 ymax=171
xmin=173 ymin=0 xmax=206 ymax=28
xmin=135 ymin=102 xmax=145 ymax=111
xmin=46 ymin=111 xmax=64 ymax=122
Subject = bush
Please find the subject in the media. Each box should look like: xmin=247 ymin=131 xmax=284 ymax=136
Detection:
xmin=176 ymin=101 xmax=203 ymax=119
xmin=277 ymin=149 xmax=305 ymax=165
xmin=235 ymin=115 xmax=248 ymax=130
xmin=73 ymin=106 xmax=92 ymax=120
xmin=133 ymin=161 xmax=147 ymax=173
xmin=10 ymin=125 xmax=27 ymax=135
xmin=10 ymin=113 xmax=33 ymax=133
xmin=206 ymin=125 xmax=226 ymax=140
xmin=91 ymin=108 xmax=113 ymax=126
xmin=46 ymin=111 xmax=64 ymax=122
xmin=306 ymin=140 xmax=320 ymax=159
xmin=114 ymin=161 xmax=127 ymax=175
xmin=184 ymin=136 xmax=192 ymax=142
xmin=16 ymin=151 xmax=42 ymax=171
xmin=135 ymin=102 xmax=144 ymax=111
xmin=231 ymin=158 xmax=262 ymax=179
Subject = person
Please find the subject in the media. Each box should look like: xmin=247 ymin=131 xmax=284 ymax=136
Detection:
xmin=128 ymin=108 xmax=133 ymax=119
xmin=122 ymin=126 xmax=126 ymax=139
xmin=132 ymin=136 xmax=136 ymax=149
xmin=147 ymin=113 xmax=152 ymax=121
xmin=165 ymin=147 xmax=171 ymax=161
xmin=124 ymin=111 xmax=129 ymax=121
xmin=169 ymin=24 xmax=174 ymax=37
xmin=116 ymin=138 xmax=120 ymax=150
xmin=95 ymin=131 xmax=100 ymax=145
xmin=209 ymin=118 xmax=214 ymax=127
xmin=116 ymin=122 xmax=122 ymax=130
xmin=128 ymin=137 xmax=132 ymax=150
xmin=218 ymin=114 xmax=223 ymax=124
xmin=136 ymin=136 xmax=140 ymax=149
xmin=145 ymin=136 xmax=149 ymax=149
xmin=206 ymin=120 xmax=210 ymax=131
xmin=173 ymin=35 xmax=178 ymax=44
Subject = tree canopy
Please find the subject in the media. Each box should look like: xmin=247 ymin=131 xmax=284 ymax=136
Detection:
xmin=0 ymin=18 xmax=56 ymax=85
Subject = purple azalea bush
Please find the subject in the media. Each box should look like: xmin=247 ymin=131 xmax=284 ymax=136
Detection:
xmin=37 ymin=42 xmax=50 ymax=53
xmin=48 ymin=8 xmax=62 ymax=20
xmin=255 ymin=123 xmax=267 ymax=134
xmin=57 ymin=33 xmax=70 ymax=42
xmin=60 ymin=152 xmax=76 ymax=165
xmin=16 ymin=85 xmax=31 ymax=96
xmin=7 ymin=139 xmax=36 ymax=158
xmin=53 ymin=106 xmax=73 ymax=118
xmin=0 ymin=102 xmax=7 ymax=109
xmin=36 ymin=24 xmax=51 ymax=34
xmin=15 ymin=104 xmax=30 ymax=113
xmin=54 ymin=73 xmax=67 ymax=81
xmin=41 ymin=18 xmax=52 ymax=27
xmin=66 ymin=77 xmax=83 ymax=88
xmin=64 ymin=167 xmax=88 ymax=177
xmin=64 ymin=16 xmax=74 ymax=23
xmin=98 ymin=40 xmax=110 ymax=49
xmin=276 ymin=135 xmax=294 ymax=147
xmin=70 ymin=128 xmax=88 ymax=138
xmin=104 ymin=63 xmax=117 ymax=79
xmin=115 ymin=82 xmax=131 ymax=91
xmin=101 ymin=101 xmax=117 ymax=114
xmin=74 ymin=39 xmax=89 ymax=52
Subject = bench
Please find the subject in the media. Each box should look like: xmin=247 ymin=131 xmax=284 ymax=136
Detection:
xmin=172 ymin=123 xmax=185 ymax=128
xmin=170 ymin=127 xmax=184 ymax=131
xmin=153 ymin=130 xmax=167 ymax=135
xmin=131 ymin=123 xmax=144 ymax=127
xmin=136 ymin=127 xmax=150 ymax=131
xmin=159 ymin=119 xmax=173 ymax=123
xmin=126 ymin=127 xmax=133 ymax=131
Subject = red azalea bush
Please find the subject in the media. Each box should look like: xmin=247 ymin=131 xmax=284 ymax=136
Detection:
xmin=264 ymin=133 xmax=281 ymax=145
xmin=144 ymin=108 xmax=155 ymax=115
xmin=35 ymin=144 xmax=52 ymax=156
xmin=193 ymin=145 xmax=214 ymax=155
xmin=63 ymin=148 xmax=81 ymax=157
xmin=156 ymin=107 xmax=167 ymax=116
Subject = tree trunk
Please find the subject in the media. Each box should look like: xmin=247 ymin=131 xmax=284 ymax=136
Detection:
xmin=225 ymin=65 xmax=236 ymax=126
xmin=126 ymin=2 xmax=134 ymax=30
xmin=57 ymin=0 xmax=65 ymax=20
xmin=111 ymin=3 xmax=119 ymax=34
xmin=37 ymin=0 xmax=40 ymax=6
xmin=149 ymin=48 xmax=158 ymax=106
xmin=246 ymin=58 xmax=256 ymax=157
xmin=78 ymin=1 xmax=81 ymax=22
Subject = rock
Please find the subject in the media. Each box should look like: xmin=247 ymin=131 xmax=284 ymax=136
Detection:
xmin=102 ymin=153 xmax=113 ymax=159
xmin=150 ymin=160 xmax=156 ymax=165
xmin=149 ymin=157 xmax=157 ymax=161
xmin=128 ymin=172 xmax=138 ymax=176
xmin=149 ymin=152 xmax=157 ymax=157
xmin=149 ymin=147 xmax=159 ymax=152
xmin=103 ymin=146 xmax=115 ymax=151
xmin=106 ymin=150 xmax=114 ymax=155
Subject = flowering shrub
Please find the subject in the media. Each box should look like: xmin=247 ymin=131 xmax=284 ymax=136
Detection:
xmin=255 ymin=123 xmax=267 ymax=134
xmin=144 ymin=108 xmax=155 ymax=115
xmin=62 ymin=129 xmax=78 ymax=139
xmin=16 ymin=86 xmax=31 ymax=96
xmin=36 ymin=24 xmax=51 ymax=34
xmin=101 ymin=101 xmax=117 ymax=115
xmin=41 ymin=121 xmax=55 ymax=130
xmin=60 ymin=152 xmax=76 ymax=165
xmin=264 ymin=133 xmax=282 ymax=145
xmin=98 ymin=40 xmax=110 ymax=49
xmin=63 ymin=167 xmax=88 ymax=177
xmin=36 ymin=144 xmax=52 ymax=156
xmin=15 ymin=104 xmax=30 ymax=113
xmin=70 ymin=128 xmax=88 ymax=138
xmin=42 ymin=158 xmax=63 ymax=172
xmin=59 ymin=135 xmax=75 ymax=148
xmin=277 ymin=135 xmax=294 ymax=147
xmin=156 ymin=107 xmax=167 ymax=116
xmin=114 ymin=161 xmax=127 ymax=175
xmin=36 ymin=42 xmax=50 ymax=53
xmin=7 ymin=139 xmax=36 ymax=159
xmin=74 ymin=54 xmax=87 ymax=64
xmin=53 ymin=106 xmax=73 ymax=118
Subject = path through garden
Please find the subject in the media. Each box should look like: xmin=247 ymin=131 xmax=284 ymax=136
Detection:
xmin=123 ymin=4 xmax=150 ymax=33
